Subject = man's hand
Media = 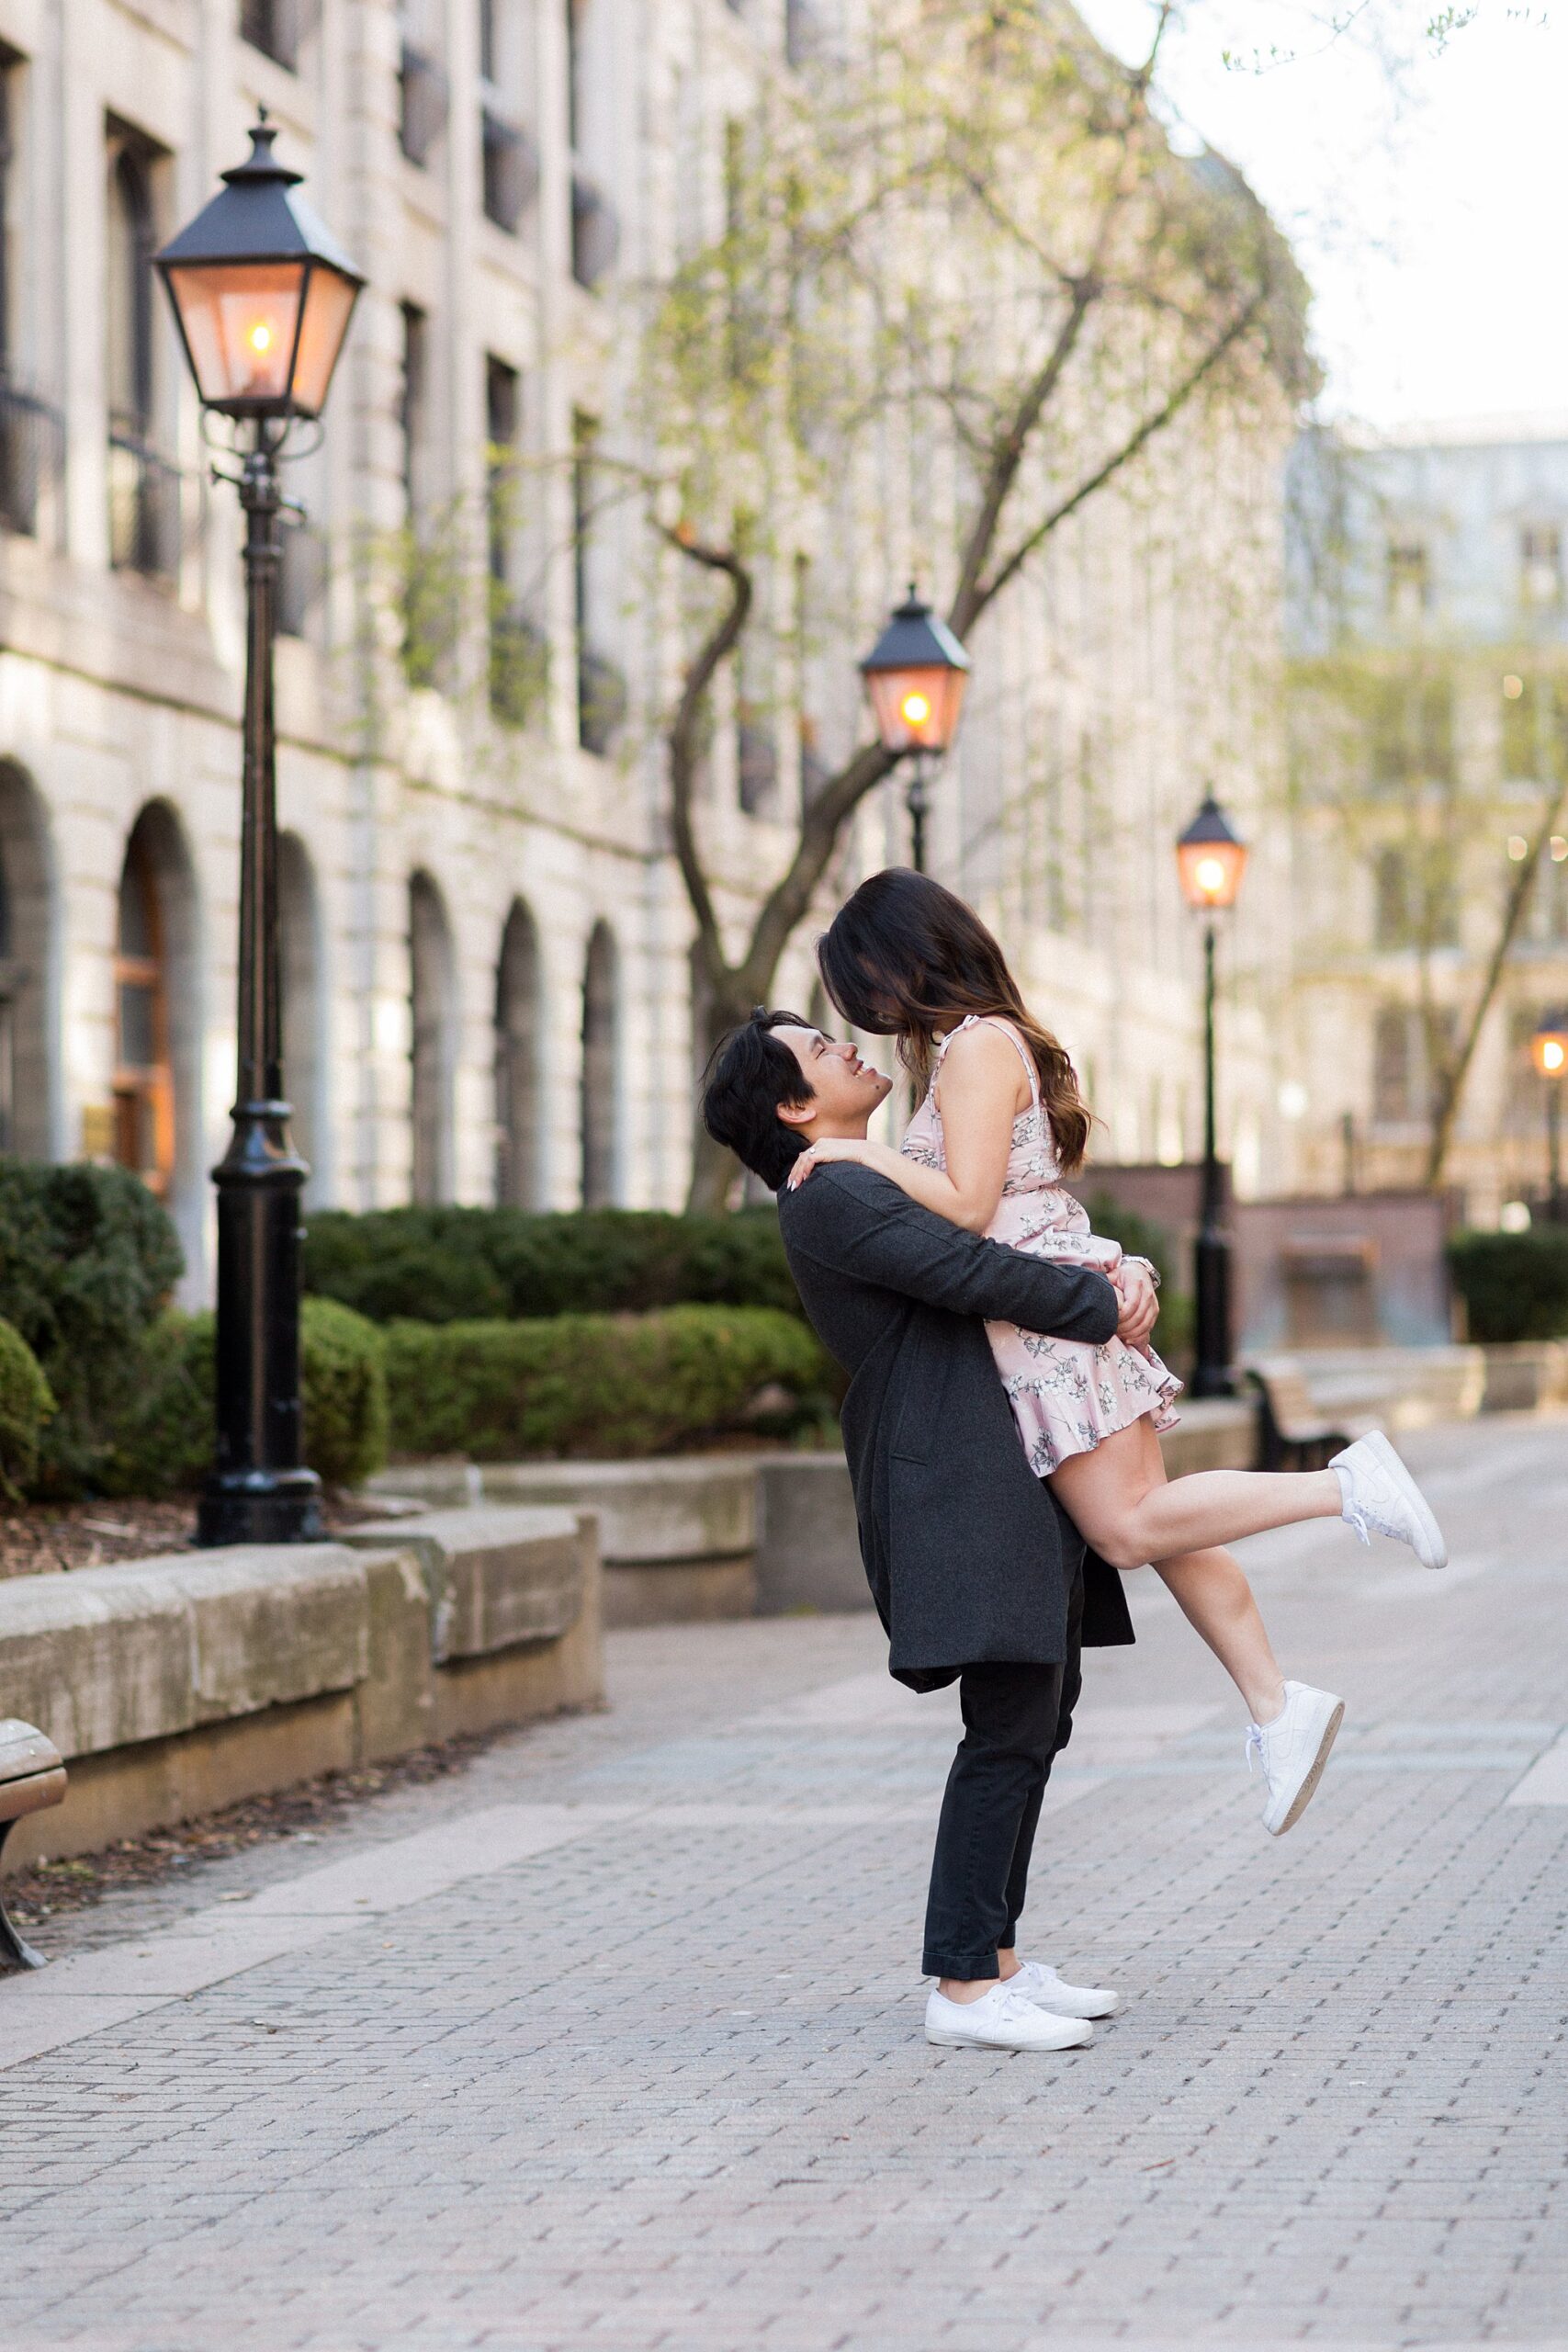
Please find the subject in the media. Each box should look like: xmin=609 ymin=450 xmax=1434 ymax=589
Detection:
xmin=1111 ymin=1260 xmax=1159 ymax=1350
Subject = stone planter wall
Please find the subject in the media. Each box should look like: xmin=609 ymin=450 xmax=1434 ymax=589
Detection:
xmin=0 ymin=1510 xmax=603 ymax=1864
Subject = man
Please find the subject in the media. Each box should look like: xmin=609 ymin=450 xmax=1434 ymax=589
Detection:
xmin=702 ymin=1010 xmax=1159 ymax=2054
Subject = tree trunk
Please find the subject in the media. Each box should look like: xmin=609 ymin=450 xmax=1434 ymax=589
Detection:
xmin=686 ymin=983 xmax=755 ymax=1213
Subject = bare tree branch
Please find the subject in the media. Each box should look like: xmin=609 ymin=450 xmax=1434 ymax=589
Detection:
xmin=972 ymin=288 xmax=1265 ymax=616
xmin=1425 ymin=777 xmax=1568 ymax=1186
xmin=661 ymin=523 xmax=753 ymax=982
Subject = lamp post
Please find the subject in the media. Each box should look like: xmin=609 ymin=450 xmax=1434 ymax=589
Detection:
xmin=1531 ymin=1010 xmax=1568 ymax=1223
xmin=1175 ymin=793 xmax=1248 ymax=1398
xmin=155 ymin=117 xmax=363 ymax=1545
xmin=860 ymin=587 xmax=971 ymax=872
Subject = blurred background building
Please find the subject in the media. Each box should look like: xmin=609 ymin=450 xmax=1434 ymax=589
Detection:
xmin=0 ymin=0 xmax=1314 ymax=1298
xmin=1286 ymin=416 xmax=1568 ymax=1227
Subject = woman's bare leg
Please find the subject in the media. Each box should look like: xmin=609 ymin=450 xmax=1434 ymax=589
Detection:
xmin=1049 ymin=1415 xmax=1340 ymax=1573
xmin=1155 ymin=1547 xmax=1286 ymax=1723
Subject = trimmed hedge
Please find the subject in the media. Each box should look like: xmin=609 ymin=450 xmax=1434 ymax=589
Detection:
xmin=382 ymin=1304 xmax=834 ymax=1463
xmin=0 ymin=1159 xmax=184 ymax=1493
xmin=0 ymin=1317 xmax=54 ymax=1502
xmin=302 ymin=1205 xmax=799 ymax=1325
xmin=107 ymin=1296 xmax=390 ymax=1497
xmin=1448 ymin=1227 xmax=1568 ymax=1343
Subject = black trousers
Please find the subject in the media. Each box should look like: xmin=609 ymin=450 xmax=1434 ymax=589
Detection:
xmin=920 ymin=1569 xmax=1084 ymax=1982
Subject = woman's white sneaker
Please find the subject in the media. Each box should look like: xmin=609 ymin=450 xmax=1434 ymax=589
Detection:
xmin=1247 ymin=1680 xmax=1346 ymax=1836
xmin=1331 ymin=1430 xmax=1447 ymax=1569
xmin=1008 ymin=1958 xmax=1120 ymax=2018
xmin=925 ymin=1982 xmax=1093 ymax=2052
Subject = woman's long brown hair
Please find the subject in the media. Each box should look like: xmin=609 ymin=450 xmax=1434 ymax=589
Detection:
xmin=816 ymin=868 xmax=1093 ymax=1174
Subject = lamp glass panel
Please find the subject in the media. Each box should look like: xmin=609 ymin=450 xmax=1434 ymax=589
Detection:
xmin=291 ymin=263 xmax=360 ymax=416
xmin=1177 ymin=836 xmax=1247 ymax=910
xmin=866 ymin=663 xmax=967 ymax=752
xmin=167 ymin=262 xmax=305 ymax=407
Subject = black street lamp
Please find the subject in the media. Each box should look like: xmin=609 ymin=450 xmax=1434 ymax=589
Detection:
xmin=1175 ymin=793 xmax=1248 ymax=1398
xmin=860 ymin=587 xmax=971 ymax=873
xmin=155 ymin=117 xmax=364 ymax=1545
xmin=1531 ymin=1010 xmax=1568 ymax=1223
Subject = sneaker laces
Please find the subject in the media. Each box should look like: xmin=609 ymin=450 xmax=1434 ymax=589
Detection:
xmin=1335 ymin=1464 xmax=1371 ymax=1547
xmin=1246 ymin=1721 xmax=1267 ymax=1777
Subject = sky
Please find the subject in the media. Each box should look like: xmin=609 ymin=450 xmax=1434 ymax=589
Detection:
xmin=1072 ymin=1 xmax=1568 ymax=433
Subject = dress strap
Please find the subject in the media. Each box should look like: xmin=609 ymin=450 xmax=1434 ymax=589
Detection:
xmin=968 ymin=1015 xmax=1041 ymax=1106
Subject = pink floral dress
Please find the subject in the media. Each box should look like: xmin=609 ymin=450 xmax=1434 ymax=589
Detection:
xmin=901 ymin=1015 xmax=1182 ymax=1477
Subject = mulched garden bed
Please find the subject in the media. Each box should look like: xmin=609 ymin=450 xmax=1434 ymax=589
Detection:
xmin=0 ymin=1493 xmax=405 ymax=1581
xmin=5 ymin=1730 xmax=498 ymax=1936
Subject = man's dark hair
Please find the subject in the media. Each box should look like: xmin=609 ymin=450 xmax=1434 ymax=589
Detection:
xmin=700 ymin=1009 xmax=815 ymax=1192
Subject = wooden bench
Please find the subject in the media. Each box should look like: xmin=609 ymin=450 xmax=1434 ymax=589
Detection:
xmin=0 ymin=1720 xmax=67 ymax=1973
xmin=1245 ymin=1361 xmax=1359 ymax=1474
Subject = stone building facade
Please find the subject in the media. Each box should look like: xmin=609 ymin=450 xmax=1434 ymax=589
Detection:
xmin=1286 ymin=417 xmax=1568 ymax=1224
xmin=0 ymin=0 xmax=1303 ymax=1299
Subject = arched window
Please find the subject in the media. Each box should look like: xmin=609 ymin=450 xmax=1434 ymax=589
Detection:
xmin=113 ymin=802 xmax=200 ymax=1261
xmin=278 ymin=832 xmax=325 ymax=1200
xmin=0 ymin=763 xmax=52 ymax=1159
xmin=114 ymin=820 xmax=172 ymax=1189
xmin=410 ymin=871 xmax=457 ymax=1203
xmin=580 ymin=919 xmax=619 ymax=1206
xmin=494 ymin=899 xmax=541 ymax=1206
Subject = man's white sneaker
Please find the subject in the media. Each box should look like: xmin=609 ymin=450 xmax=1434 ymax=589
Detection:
xmin=1331 ymin=1430 xmax=1448 ymax=1570
xmin=1247 ymin=1680 xmax=1346 ymax=1836
xmin=925 ymin=1981 xmax=1093 ymax=2052
xmin=1008 ymin=1958 xmax=1120 ymax=2019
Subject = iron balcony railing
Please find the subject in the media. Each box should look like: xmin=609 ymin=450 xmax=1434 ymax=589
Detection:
xmin=578 ymin=645 xmax=627 ymax=756
xmin=571 ymin=171 xmax=620 ymax=290
xmin=107 ymin=426 xmax=191 ymax=584
xmin=482 ymin=110 xmax=539 ymax=233
xmin=0 ymin=380 xmax=65 ymax=542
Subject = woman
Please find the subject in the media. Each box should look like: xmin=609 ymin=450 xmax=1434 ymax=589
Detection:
xmin=794 ymin=869 xmax=1448 ymax=1837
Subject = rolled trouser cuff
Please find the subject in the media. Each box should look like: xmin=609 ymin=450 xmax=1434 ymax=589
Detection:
xmin=922 ymin=1946 xmax=1000 ymax=1982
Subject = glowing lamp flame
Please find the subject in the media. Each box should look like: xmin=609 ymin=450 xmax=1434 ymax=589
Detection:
xmin=248 ymin=322 xmax=273 ymax=354
xmin=900 ymin=691 xmax=931 ymax=727
xmin=1194 ymin=855 xmax=1227 ymax=896
xmin=1545 ymin=1041 xmax=1566 ymax=1075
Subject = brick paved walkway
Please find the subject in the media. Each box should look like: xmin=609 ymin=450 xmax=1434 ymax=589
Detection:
xmin=1 ymin=1416 xmax=1565 ymax=2351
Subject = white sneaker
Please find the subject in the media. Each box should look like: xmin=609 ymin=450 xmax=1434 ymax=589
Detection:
xmin=1008 ymin=1957 xmax=1120 ymax=2019
xmin=1331 ymin=1430 xmax=1448 ymax=1570
xmin=1247 ymin=1680 xmax=1346 ymax=1836
xmin=925 ymin=1981 xmax=1093 ymax=2052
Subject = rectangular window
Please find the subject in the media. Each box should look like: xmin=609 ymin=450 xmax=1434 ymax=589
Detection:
xmin=1522 ymin=525 xmax=1562 ymax=609
xmin=106 ymin=119 xmax=181 ymax=581
xmin=566 ymin=0 xmax=584 ymax=153
xmin=399 ymin=301 xmax=428 ymax=522
xmin=240 ymin=0 xmax=300 ymax=72
xmin=1373 ymin=848 xmax=1409 ymax=950
xmin=573 ymin=412 xmax=625 ymax=753
xmin=1372 ymin=1006 xmax=1415 ymax=1124
xmin=1386 ymin=537 xmax=1429 ymax=621
xmin=485 ymin=356 xmax=518 ymax=587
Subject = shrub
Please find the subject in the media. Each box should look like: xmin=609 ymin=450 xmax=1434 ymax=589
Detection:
xmin=0 ymin=1317 xmax=54 ymax=1502
xmin=1447 ymin=1227 xmax=1568 ymax=1343
xmin=106 ymin=1297 xmax=389 ymax=1498
xmin=302 ymin=1204 xmax=799 ymax=1324
xmin=299 ymin=1297 xmax=390 ymax=1487
xmin=381 ymin=1304 xmax=834 ymax=1462
xmin=0 ymin=1159 xmax=184 ymax=1493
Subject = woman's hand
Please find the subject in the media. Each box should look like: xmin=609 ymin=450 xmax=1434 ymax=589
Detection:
xmin=785 ymin=1136 xmax=886 ymax=1190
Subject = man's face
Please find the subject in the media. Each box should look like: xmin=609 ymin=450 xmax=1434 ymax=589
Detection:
xmin=773 ymin=1024 xmax=892 ymax=1135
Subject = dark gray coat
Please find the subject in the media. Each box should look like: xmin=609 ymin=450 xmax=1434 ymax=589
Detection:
xmin=778 ymin=1161 xmax=1134 ymax=1690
